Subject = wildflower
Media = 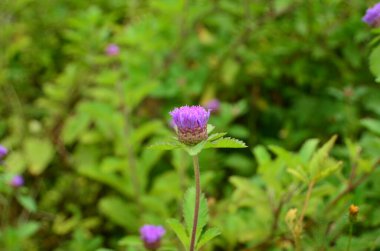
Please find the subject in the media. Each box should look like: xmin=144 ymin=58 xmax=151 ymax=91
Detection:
xmin=0 ymin=145 xmax=8 ymax=159
xmin=349 ymin=204 xmax=359 ymax=222
xmin=170 ymin=106 xmax=210 ymax=145
xmin=10 ymin=175 xmax=24 ymax=188
xmin=140 ymin=225 xmax=165 ymax=250
xmin=105 ymin=44 xmax=120 ymax=56
xmin=362 ymin=3 xmax=380 ymax=27
xmin=205 ymin=99 xmax=220 ymax=114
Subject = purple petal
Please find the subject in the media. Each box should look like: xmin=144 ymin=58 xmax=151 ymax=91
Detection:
xmin=363 ymin=3 xmax=380 ymax=26
xmin=10 ymin=175 xmax=24 ymax=187
xmin=0 ymin=145 xmax=8 ymax=159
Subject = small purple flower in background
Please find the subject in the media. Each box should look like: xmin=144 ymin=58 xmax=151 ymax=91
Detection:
xmin=10 ymin=175 xmax=24 ymax=188
xmin=0 ymin=145 xmax=8 ymax=159
xmin=363 ymin=3 xmax=380 ymax=27
xmin=105 ymin=43 xmax=120 ymax=56
xmin=170 ymin=106 xmax=210 ymax=145
xmin=205 ymin=99 xmax=221 ymax=114
xmin=140 ymin=224 xmax=165 ymax=250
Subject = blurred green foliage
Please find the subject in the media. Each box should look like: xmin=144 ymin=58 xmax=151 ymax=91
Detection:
xmin=1 ymin=0 xmax=380 ymax=250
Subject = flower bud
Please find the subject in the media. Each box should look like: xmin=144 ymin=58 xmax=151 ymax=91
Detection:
xmin=349 ymin=204 xmax=359 ymax=223
xmin=140 ymin=225 xmax=165 ymax=250
xmin=170 ymin=106 xmax=210 ymax=145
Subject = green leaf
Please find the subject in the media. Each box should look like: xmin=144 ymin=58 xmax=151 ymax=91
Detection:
xmin=16 ymin=195 xmax=37 ymax=213
xmin=118 ymin=236 xmax=142 ymax=247
xmin=268 ymin=145 xmax=292 ymax=158
xmin=196 ymin=227 xmax=221 ymax=249
xmin=184 ymin=141 xmax=207 ymax=156
xmin=299 ymin=138 xmax=319 ymax=163
xmin=148 ymin=141 xmax=181 ymax=150
xmin=131 ymin=120 xmax=164 ymax=146
xmin=274 ymin=0 xmax=293 ymax=13
xmin=166 ymin=218 xmax=189 ymax=249
xmin=18 ymin=221 xmax=39 ymax=238
xmin=221 ymin=59 xmax=239 ymax=85
xmin=287 ymin=166 xmax=309 ymax=183
xmin=253 ymin=145 xmax=271 ymax=165
xmin=183 ymin=187 xmax=209 ymax=243
xmin=318 ymin=159 xmax=342 ymax=180
xmin=207 ymin=133 xmax=227 ymax=141
xmin=308 ymin=135 xmax=338 ymax=180
xmin=62 ymin=113 xmax=90 ymax=144
xmin=361 ymin=118 xmax=380 ymax=136
xmin=369 ymin=45 xmax=380 ymax=82
xmin=98 ymin=196 xmax=138 ymax=229
xmin=78 ymin=167 xmax=133 ymax=198
xmin=125 ymin=81 xmax=158 ymax=110
xmin=204 ymin=137 xmax=247 ymax=149
xmin=207 ymin=124 xmax=215 ymax=134
xmin=53 ymin=213 xmax=80 ymax=235
xmin=159 ymin=248 xmax=179 ymax=251
xmin=24 ymin=137 xmax=54 ymax=175
xmin=6 ymin=151 xmax=27 ymax=173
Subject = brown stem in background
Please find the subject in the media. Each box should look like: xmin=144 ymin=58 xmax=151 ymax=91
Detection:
xmin=49 ymin=80 xmax=81 ymax=168
xmin=253 ymin=185 xmax=299 ymax=250
xmin=325 ymin=159 xmax=380 ymax=212
xmin=189 ymin=155 xmax=201 ymax=251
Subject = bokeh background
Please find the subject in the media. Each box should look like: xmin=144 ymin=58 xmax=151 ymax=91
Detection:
xmin=1 ymin=0 xmax=380 ymax=250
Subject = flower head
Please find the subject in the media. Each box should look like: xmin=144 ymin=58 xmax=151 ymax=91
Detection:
xmin=363 ymin=3 xmax=380 ymax=27
xmin=140 ymin=225 xmax=165 ymax=250
xmin=105 ymin=44 xmax=120 ymax=56
xmin=0 ymin=145 xmax=8 ymax=159
xmin=170 ymin=106 xmax=210 ymax=145
xmin=10 ymin=175 xmax=24 ymax=188
xmin=349 ymin=204 xmax=359 ymax=223
xmin=205 ymin=99 xmax=221 ymax=114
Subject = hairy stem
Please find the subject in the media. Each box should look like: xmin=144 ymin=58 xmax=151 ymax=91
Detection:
xmin=189 ymin=155 xmax=201 ymax=251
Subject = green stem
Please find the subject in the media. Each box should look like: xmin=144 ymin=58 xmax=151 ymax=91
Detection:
xmin=295 ymin=179 xmax=315 ymax=251
xmin=294 ymin=234 xmax=301 ymax=251
xmin=346 ymin=222 xmax=353 ymax=251
xmin=298 ymin=179 xmax=315 ymax=226
xmin=189 ymin=155 xmax=201 ymax=251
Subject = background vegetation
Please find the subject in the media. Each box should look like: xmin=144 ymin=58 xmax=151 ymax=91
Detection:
xmin=1 ymin=0 xmax=380 ymax=250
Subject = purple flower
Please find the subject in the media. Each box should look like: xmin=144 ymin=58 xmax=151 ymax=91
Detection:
xmin=205 ymin=99 xmax=221 ymax=113
xmin=363 ymin=3 xmax=380 ymax=27
xmin=140 ymin=225 xmax=165 ymax=250
xmin=170 ymin=106 xmax=210 ymax=145
xmin=10 ymin=175 xmax=24 ymax=188
xmin=0 ymin=145 xmax=8 ymax=159
xmin=105 ymin=44 xmax=120 ymax=56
